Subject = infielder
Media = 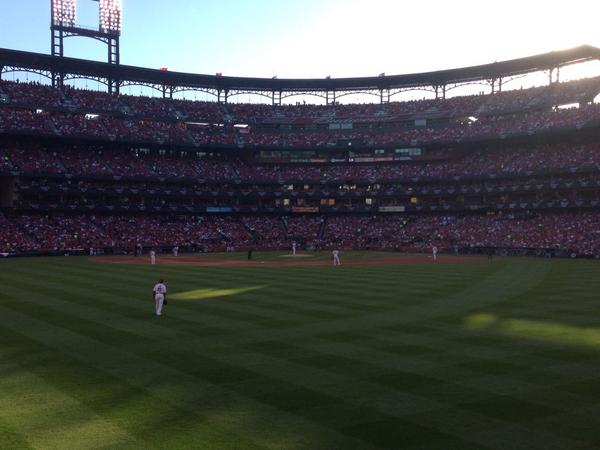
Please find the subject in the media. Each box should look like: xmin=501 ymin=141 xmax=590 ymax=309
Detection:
xmin=332 ymin=248 xmax=341 ymax=266
xmin=149 ymin=249 xmax=156 ymax=265
xmin=153 ymin=278 xmax=167 ymax=316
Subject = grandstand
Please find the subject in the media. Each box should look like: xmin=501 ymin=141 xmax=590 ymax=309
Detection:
xmin=1 ymin=45 xmax=600 ymax=257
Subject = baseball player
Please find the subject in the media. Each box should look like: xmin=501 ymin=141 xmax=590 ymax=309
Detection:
xmin=332 ymin=248 xmax=341 ymax=266
xmin=432 ymin=245 xmax=438 ymax=261
xmin=149 ymin=249 xmax=156 ymax=265
xmin=172 ymin=245 xmax=179 ymax=257
xmin=153 ymin=278 xmax=167 ymax=316
xmin=292 ymin=242 xmax=297 ymax=256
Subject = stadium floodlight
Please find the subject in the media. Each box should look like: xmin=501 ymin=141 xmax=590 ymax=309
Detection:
xmin=52 ymin=0 xmax=77 ymax=27
xmin=50 ymin=0 xmax=121 ymax=91
xmin=99 ymin=0 xmax=122 ymax=33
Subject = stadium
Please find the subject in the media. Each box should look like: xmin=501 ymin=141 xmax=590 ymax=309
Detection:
xmin=1 ymin=1 xmax=600 ymax=449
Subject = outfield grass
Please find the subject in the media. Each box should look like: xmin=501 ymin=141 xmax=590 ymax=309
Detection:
xmin=1 ymin=253 xmax=600 ymax=449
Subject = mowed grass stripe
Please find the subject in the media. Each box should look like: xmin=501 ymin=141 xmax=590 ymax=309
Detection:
xmin=0 ymin=358 xmax=137 ymax=449
xmin=3 ymin=271 xmax=492 ymax=447
xmin=4 ymin=276 xmax=456 ymax=401
xmin=7 ymin=256 xmax=485 ymax=310
xmin=2 ymin=259 xmax=494 ymax=342
xmin=0 ymin=312 xmax=270 ymax=450
xmin=5 ymin=256 xmax=488 ymax=326
xmin=0 ymin=328 xmax=256 ymax=450
xmin=0 ymin=306 xmax=380 ymax=450
xmin=176 ymin=260 xmax=551 ymax=348
xmin=2 ymin=256 xmax=599 ymax=449
xmin=0 ymin=416 xmax=32 ymax=450
xmin=1 ymin=258 xmax=548 ymax=360
xmin=3 ymin=279 xmax=460 ymax=393
xmin=5 ymin=267 xmax=275 ymax=334
xmin=3 ymin=278 xmax=482 ymax=400
xmin=38 ymin=256 xmax=548 ymax=352
xmin=6 ymin=273 xmax=329 ymax=337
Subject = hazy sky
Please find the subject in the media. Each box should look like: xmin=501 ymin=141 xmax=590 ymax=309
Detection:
xmin=1 ymin=0 xmax=599 ymax=80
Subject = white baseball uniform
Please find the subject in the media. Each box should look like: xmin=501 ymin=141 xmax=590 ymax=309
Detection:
xmin=292 ymin=242 xmax=296 ymax=255
xmin=153 ymin=282 xmax=167 ymax=316
xmin=332 ymin=249 xmax=341 ymax=266
xmin=432 ymin=246 xmax=438 ymax=261
xmin=150 ymin=250 xmax=156 ymax=265
xmin=173 ymin=246 xmax=179 ymax=257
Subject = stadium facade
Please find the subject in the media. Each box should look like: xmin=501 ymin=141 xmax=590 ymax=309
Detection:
xmin=0 ymin=46 xmax=600 ymax=257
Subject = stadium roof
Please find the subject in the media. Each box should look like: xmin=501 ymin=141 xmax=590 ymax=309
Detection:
xmin=0 ymin=45 xmax=599 ymax=93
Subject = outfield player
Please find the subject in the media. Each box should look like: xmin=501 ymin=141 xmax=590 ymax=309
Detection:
xmin=432 ymin=245 xmax=438 ymax=261
xmin=332 ymin=248 xmax=341 ymax=266
xmin=292 ymin=241 xmax=297 ymax=256
xmin=172 ymin=245 xmax=179 ymax=257
xmin=150 ymin=249 xmax=156 ymax=265
xmin=153 ymin=278 xmax=167 ymax=316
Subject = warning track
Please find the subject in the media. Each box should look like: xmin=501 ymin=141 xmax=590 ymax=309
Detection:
xmin=93 ymin=254 xmax=480 ymax=268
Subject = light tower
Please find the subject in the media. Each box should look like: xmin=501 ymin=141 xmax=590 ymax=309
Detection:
xmin=50 ymin=0 xmax=122 ymax=93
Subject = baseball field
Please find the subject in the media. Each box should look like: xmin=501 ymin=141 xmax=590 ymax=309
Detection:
xmin=1 ymin=252 xmax=599 ymax=449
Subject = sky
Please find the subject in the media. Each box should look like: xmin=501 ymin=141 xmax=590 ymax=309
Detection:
xmin=1 ymin=0 xmax=599 ymax=78
xmin=0 ymin=0 xmax=599 ymax=102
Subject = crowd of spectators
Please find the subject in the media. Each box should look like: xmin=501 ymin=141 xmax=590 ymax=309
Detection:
xmin=5 ymin=76 xmax=598 ymax=122
xmin=119 ymin=94 xmax=177 ymax=118
xmin=0 ymin=212 xmax=39 ymax=253
xmin=2 ymin=211 xmax=600 ymax=256
xmin=4 ymin=146 xmax=64 ymax=173
xmin=3 ymin=141 xmax=600 ymax=184
xmin=2 ymin=101 xmax=598 ymax=148
xmin=374 ymin=212 xmax=600 ymax=256
xmin=0 ymin=81 xmax=63 ymax=108
xmin=1 ymin=76 xmax=598 ymax=148
xmin=0 ymin=144 xmax=241 ymax=179
xmin=2 ymin=214 xmax=258 ymax=253
xmin=52 ymin=113 xmax=110 ymax=138
xmin=236 ymin=142 xmax=600 ymax=182
xmin=0 ymin=148 xmax=14 ymax=172
xmin=316 ymin=212 xmax=600 ymax=255
xmin=2 ymin=77 xmax=600 ymax=257
xmin=285 ymin=216 xmax=325 ymax=243
xmin=63 ymin=85 xmax=123 ymax=113
xmin=58 ymin=147 xmax=114 ymax=176
xmin=243 ymin=103 xmax=600 ymax=148
xmin=0 ymin=108 xmax=54 ymax=134
xmin=240 ymin=216 xmax=286 ymax=249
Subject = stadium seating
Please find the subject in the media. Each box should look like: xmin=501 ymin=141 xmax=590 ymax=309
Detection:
xmin=2 ymin=211 xmax=600 ymax=257
xmin=1 ymin=75 xmax=600 ymax=256
xmin=0 ymin=77 xmax=599 ymax=148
